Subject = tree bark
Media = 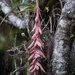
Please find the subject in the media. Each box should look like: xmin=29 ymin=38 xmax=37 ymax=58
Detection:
xmin=70 ymin=40 xmax=75 ymax=70
xmin=52 ymin=0 xmax=75 ymax=75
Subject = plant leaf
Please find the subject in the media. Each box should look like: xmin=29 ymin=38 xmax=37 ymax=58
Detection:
xmin=36 ymin=62 xmax=46 ymax=73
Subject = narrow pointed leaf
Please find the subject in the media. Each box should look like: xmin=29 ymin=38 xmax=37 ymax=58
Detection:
xmin=34 ymin=71 xmax=37 ymax=75
xmin=32 ymin=24 xmax=36 ymax=32
xmin=28 ymin=41 xmax=34 ymax=49
xmin=30 ymin=49 xmax=36 ymax=54
xmin=37 ymin=50 xmax=46 ymax=58
xmin=28 ymin=54 xmax=34 ymax=60
xmin=34 ymin=53 xmax=40 ymax=58
xmin=38 ymin=27 xmax=42 ymax=34
xmin=30 ymin=59 xmax=36 ymax=65
xmin=28 ymin=65 xmax=34 ymax=71
xmin=36 ymin=62 xmax=46 ymax=73
xmin=30 ymin=66 xmax=36 ymax=73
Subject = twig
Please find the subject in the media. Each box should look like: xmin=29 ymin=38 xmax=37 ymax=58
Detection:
xmin=49 ymin=16 xmax=53 ymax=33
xmin=10 ymin=65 xmax=27 ymax=75
xmin=42 ymin=19 xmax=49 ymax=31
xmin=0 ymin=16 xmax=11 ymax=24
xmin=59 ymin=0 xmax=63 ymax=8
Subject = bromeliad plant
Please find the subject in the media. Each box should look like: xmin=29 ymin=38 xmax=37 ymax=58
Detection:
xmin=28 ymin=0 xmax=46 ymax=75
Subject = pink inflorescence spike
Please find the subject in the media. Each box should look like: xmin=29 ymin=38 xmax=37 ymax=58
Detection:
xmin=28 ymin=0 xmax=46 ymax=75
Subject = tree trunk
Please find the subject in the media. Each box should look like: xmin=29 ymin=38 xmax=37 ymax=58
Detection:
xmin=70 ymin=40 xmax=75 ymax=74
xmin=52 ymin=0 xmax=75 ymax=75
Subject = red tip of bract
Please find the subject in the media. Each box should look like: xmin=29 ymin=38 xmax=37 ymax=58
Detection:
xmin=34 ymin=38 xmax=44 ymax=48
xmin=28 ymin=41 xmax=35 ymax=49
xmin=37 ymin=50 xmax=46 ymax=58
xmin=36 ymin=62 xmax=46 ymax=73
xmin=28 ymin=54 xmax=34 ymax=60
xmin=34 ymin=71 xmax=37 ymax=75
xmin=30 ymin=49 xmax=36 ymax=54
xmin=38 ymin=27 xmax=42 ymax=34
xmin=30 ymin=59 xmax=36 ymax=65
xmin=30 ymin=67 xmax=36 ymax=73
xmin=28 ymin=65 xmax=34 ymax=71
xmin=32 ymin=24 xmax=36 ymax=32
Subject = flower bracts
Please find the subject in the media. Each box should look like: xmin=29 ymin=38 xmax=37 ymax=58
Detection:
xmin=28 ymin=0 xmax=46 ymax=75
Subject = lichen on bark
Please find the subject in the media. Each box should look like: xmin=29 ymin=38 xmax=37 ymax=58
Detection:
xmin=52 ymin=0 xmax=75 ymax=75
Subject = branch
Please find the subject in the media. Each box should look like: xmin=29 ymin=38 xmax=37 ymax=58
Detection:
xmin=52 ymin=0 xmax=75 ymax=75
xmin=7 ymin=44 xmax=27 ymax=54
xmin=0 ymin=16 xmax=12 ymax=24
xmin=0 ymin=1 xmax=28 ymax=29
xmin=10 ymin=65 xmax=27 ymax=75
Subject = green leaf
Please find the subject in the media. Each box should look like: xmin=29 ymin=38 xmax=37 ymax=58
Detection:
xmin=13 ymin=0 xmax=21 ymax=7
xmin=70 ymin=34 xmax=74 ymax=38
xmin=15 ymin=5 xmax=35 ymax=14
